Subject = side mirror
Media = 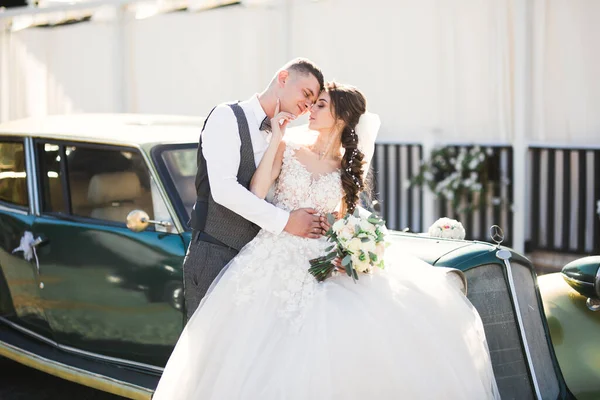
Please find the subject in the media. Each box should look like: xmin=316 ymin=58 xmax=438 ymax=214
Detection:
xmin=561 ymin=256 xmax=600 ymax=311
xmin=126 ymin=210 xmax=172 ymax=233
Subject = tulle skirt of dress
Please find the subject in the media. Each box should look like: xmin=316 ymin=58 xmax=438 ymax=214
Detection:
xmin=153 ymin=230 xmax=500 ymax=400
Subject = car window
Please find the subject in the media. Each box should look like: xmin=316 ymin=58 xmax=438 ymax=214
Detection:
xmin=0 ymin=140 xmax=28 ymax=208
xmin=159 ymin=146 xmax=197 ymax=219
xmin=38 ymin=143 xmax=65 ymax=213
xmin=38 ymin=142 xmax=155 ymax=224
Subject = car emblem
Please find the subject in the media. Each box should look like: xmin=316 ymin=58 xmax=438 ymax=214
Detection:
xmin=489 ymin=225 xmax=504 ymax=246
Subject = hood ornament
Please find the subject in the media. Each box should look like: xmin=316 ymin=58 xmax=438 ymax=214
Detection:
xmin=490 ymin=225 xmax=505 ymax=246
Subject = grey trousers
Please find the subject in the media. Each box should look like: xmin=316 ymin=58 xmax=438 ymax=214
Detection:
xmin=183 ymin=232 xmax=238 ymax=321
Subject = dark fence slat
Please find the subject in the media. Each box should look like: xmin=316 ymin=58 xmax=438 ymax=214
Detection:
xmin=395 ymin=145 xmax=401 ymax=230
xmin=370 ymin=144 xmax=379 ymax=204
xmin=577 ymin=150 xmax=587 ymax=253
xmin=546 ymin=149 xmax=556 ymax=248
xmin=406 ymin=145 xmax=414 ymax=231
xmin=418 ymin=146 xmax=423 ymax=231
xmin=492 ymin=149 xmax=501 ymax=230
xmin=506 ymin=147 xmax=514 ymax=247
xmin=561 ymin=150 xmax=571 ymax=251
xmin=531 ymin=149 xmax=541 ymax=250
xmin=383 ymin=144 xmax=390 ymax=223
xmin=594 ymin=150 xmax=600 ymax=254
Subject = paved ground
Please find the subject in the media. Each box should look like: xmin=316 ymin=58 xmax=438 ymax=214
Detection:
xmin=0 ymin=356 xmax=126 ymax=399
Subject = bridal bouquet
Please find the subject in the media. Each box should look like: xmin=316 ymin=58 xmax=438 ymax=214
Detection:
xmin=308 ymin=209 xmax=387 ymax=282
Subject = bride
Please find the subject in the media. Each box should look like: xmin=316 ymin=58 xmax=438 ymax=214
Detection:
xmin=153 ymin=82 xmax=500 ymax=399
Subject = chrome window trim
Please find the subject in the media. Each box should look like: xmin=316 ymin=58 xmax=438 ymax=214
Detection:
xmin=140 ymin=148 xmax=184 ymax=234
xmin=0 ymin=136 xmax=32 ymax=213
xmin=24 ymin=137 xmax=40 ymax=216
xmin=0 ymin=203 xmax=28 ymax=215
xmin=0 ymin=317 xmax=164 ymax=374
xmin=495 ymin=250 xmax=543 ymax=400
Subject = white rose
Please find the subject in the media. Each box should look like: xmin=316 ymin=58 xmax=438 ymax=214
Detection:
xmin=338 ymin=225 xmax=355 ymax=242
xmin=346 ymin=215 xmax=361 ymax=228
xmin=359 ymin=239 xmax=376 ymax=255
xmin=359 ymin=219 xmax=376 ymax=234
xmin=351 ymin=253 xmax=371 ymax=273
xmin=346 ymin=237 xmax=363 ymax=254
xmin=440 ymin=228 xmax=456 ymax=239
xmin=332 ymin=219 xmax=346 ymax=234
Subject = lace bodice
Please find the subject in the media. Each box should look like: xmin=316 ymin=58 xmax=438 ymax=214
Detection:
xmin=228 ymin=142 xmax=344 ymax=331
xmin=273 ymin=142 xmax=343 ymax=215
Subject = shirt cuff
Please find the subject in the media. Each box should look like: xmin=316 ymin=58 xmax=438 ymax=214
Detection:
xmin=268 ymin=207 xmax=290 ymax=235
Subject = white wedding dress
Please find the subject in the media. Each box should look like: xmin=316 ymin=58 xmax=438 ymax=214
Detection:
xmin=153 ymin=142 xmax=500 ymax=400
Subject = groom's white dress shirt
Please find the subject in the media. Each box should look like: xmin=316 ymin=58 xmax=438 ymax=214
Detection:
xmin=201 ymin=95 xmax=290 ymax=235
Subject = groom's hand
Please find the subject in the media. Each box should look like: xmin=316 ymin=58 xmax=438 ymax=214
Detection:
xmin=285 ymin=208 xmax=322 ymax=239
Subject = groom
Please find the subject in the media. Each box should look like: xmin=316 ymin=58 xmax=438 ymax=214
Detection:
xmin=184 ymin=58 xmax=326 ymax=320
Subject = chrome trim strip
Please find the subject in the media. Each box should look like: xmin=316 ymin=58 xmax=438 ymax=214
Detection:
xmin=58 ymin=344 xmax=164 ymax=374
xmin=496 ymin=250 xmax=543 ymax=400
xmin=561 ymin=273 xmax=595 ymax=288
xmin=0 ymin=340 xmax=152 ymax=399
xmin=140 ymin=148 xmax=184 ymax=234
xmin=0 ymin=316 xmax=57 ymax=347
xmin=595 ymin=268 xmax=600 ymax=299
xmin=24 ymin=137 xmax=40 ymax=216
xmin=0 ymin=203 xmax=28 ymax=215
xmin=0 ymin=317 xmax=164 ymax=373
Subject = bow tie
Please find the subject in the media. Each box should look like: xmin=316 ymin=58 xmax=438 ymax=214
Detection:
xmin=259 ymin=116 xmax=272 ymax=132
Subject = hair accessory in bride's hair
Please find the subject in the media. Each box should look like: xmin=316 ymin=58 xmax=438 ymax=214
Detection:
xmin=355 ymin=112 xmax=381 ymax=174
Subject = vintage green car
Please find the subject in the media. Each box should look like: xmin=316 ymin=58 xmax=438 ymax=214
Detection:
xmin=0 ymin=114 xmax=589 ymax=399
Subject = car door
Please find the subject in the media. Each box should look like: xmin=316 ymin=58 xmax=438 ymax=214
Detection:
xmin=0 ymin=136 xmax=53 ymax=340
xmin=31 ymin=140 xmax=186 ymax=367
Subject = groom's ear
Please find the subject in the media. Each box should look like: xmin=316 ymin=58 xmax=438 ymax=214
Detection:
xmin=277 ymin=70 xmax=289 ymax=88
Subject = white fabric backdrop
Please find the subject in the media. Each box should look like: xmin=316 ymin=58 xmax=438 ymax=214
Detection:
xmin=1 ymin=21 xmax=120 ymax=120
xmin=531 ymin=0 xmax=600 ymax=144
xmin=0 ymin=0 xmax=598 ymax=145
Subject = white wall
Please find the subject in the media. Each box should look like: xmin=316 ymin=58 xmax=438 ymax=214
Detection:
xmin=0 ymin=0 xmax=598 ymax=146
xmin=531 ymin=0 xmax=600 ymax=144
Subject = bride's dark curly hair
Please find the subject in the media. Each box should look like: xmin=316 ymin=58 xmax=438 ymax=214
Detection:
xmin=326 ymin=82 xmax=367 ymax=214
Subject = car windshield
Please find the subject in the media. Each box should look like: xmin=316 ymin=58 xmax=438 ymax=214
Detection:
xmin=155 ymin=144 xmax=197 ymax=226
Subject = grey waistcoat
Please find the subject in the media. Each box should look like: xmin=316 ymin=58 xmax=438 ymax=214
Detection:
xmin=189 ymin=103 xmax=261 ymax=251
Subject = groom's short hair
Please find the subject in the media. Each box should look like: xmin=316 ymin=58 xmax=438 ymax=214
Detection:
xmin=282 ymin=58 xmax=324 ymax=93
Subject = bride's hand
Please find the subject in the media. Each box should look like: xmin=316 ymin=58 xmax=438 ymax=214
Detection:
xmin=333 ymin=257 xmax=345 ymax=274
xmin=271 ymin=98 xmax=296 ymax=142
xmin=319 ymin=211 xmax=339 ymax=235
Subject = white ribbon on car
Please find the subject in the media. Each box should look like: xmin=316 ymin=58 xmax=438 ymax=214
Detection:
xmin=12 ymin=231 xmax=42 ymax=273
